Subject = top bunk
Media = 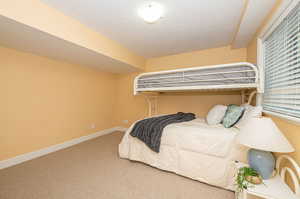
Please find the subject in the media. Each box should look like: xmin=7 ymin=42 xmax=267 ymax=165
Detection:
xmin=134 ymin=62 xmax=259 ymax=95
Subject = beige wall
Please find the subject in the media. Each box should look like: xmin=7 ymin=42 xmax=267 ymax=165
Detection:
xmin=114 ymin=46 xmax=247 ymax=127
xmin=0 ymin=0 xmax=145 ymax=70
xmin=247 ymin=0 xmax=300 ymax=164
xmin=146 ymin=46 xmax=247 ymax=71
xmin=0 ymin=46 xmax=117 ymax=161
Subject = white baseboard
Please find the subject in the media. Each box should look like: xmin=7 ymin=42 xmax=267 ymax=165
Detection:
xmin=114 ymin=126 xmax=128 ymax=132
xmin=0 ymin=126 xmax=127 ymax=170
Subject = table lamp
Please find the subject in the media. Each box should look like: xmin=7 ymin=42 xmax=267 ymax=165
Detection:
xmin=237 ymin=117 xmax=294 ymax=179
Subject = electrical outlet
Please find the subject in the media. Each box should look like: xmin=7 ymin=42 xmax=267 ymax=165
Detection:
xmin=123 ymin=120 xmax=129 ymax=124
xmin=90 ymin=123 xmax=96 ymax=129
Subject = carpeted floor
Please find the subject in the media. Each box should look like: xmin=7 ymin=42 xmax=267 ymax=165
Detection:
xmin=0 ymin=132 xmax=234 ymax=199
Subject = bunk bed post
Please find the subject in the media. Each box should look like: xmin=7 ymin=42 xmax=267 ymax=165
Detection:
xmin=247 ymin=90 xmax=257 ymax=105
xmin=241 ymin=90 xmax=246 ymax=104
xmin=145 ymin=95 xmax=158 ymax=117
xmin=256 ymin=93 xmax=263 ymax=106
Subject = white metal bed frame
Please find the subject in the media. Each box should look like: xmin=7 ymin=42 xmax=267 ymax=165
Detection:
xmin=134 ymin=62 xmax=259 ymax=94
xmin=134 ymin=62 xmax=261 ymax=116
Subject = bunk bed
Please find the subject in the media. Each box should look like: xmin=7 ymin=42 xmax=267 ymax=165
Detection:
xmin=135 ymin=62 xmax=260 ymax=116
xmin=134 ymin=62 xmax=259 ymax=94
xmin=119 ymin=62 xmax=261 ymax=190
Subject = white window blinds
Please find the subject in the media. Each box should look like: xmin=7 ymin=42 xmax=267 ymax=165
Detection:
xmin=263 ymin=2 xmax=300 ymax=119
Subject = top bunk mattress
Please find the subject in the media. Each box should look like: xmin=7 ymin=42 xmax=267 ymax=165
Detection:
xmin=134 ymin=62 xmax=258 ymax=94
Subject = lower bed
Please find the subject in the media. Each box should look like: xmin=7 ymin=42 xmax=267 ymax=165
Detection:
xmin=119 ymin=118 xmax=248 ymax=190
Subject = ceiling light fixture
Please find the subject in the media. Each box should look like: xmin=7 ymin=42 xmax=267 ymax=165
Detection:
xmin=138 ymin=2 xmax=164 ymax=24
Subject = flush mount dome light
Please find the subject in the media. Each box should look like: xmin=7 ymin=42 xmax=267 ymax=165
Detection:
xmin=138 ymin=2 xmax=164 ymax=23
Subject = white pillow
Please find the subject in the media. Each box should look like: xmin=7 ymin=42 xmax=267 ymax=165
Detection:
xmin=235 ymin=104 xmax=262 ymax=128
xmin=206 ymin=105 xmax=228 ymax=125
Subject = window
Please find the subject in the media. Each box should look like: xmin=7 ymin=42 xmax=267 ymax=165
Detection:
xmin=262 ymin=1 xmax=300 ymax=121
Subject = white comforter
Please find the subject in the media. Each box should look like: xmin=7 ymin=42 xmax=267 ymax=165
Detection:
xmin=119 ymin=118 xmax=247 ymax=190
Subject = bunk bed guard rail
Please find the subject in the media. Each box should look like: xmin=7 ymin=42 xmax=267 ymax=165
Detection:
xmin=134 ymin=62 xmax=259 ymax=95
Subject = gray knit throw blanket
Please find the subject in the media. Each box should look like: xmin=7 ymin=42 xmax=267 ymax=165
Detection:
xmin=130 ymin=112 xmax=196 ymax=153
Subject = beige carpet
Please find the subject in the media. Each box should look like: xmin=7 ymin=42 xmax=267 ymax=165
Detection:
xmin=0 ymin=132 xmax=234 ymax=199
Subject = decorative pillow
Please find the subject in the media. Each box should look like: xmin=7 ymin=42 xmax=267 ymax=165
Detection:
xmin=235 ymin=105 xmax=262 ymax=129
xmin=222 ymin=104 xmax=245 ymax=128
xmin=206 ymin=105 xmax=228 ymax=125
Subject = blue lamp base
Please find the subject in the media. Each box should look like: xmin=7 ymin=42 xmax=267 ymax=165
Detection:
xmin=248 ymin=149 xmax=275 ymax=179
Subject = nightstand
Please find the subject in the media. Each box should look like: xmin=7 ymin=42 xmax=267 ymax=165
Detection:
xmin=234 ymin=155 xmax=300 ymax=199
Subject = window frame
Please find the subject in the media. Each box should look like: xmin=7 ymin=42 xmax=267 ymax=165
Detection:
xmin=258 ymin=0 xmax=300 ymax=124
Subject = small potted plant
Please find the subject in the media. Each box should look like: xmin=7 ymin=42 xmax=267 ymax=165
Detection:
xmin=236 ymin=166 xmax=263 ymax=193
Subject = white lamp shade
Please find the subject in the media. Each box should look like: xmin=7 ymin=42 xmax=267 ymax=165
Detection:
xmin=237 ymin=117 xmax=294 ymax=153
